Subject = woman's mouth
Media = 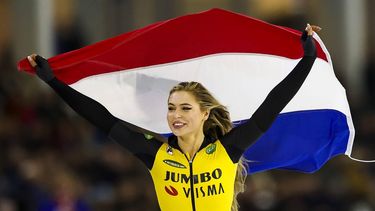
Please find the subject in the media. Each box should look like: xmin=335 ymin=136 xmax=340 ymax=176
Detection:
xmin=172 ymin=121 xmax=186 ymax=129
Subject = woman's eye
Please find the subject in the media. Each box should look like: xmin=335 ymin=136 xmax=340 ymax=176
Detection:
xmin=182 ymin=107 xmax=192 ymax=111
xmin=168 ymin=107 xmax=175 ymax=111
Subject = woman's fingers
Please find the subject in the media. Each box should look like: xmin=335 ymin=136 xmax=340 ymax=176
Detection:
xmin=27 ymin=54 xmax=38 ymax=68
xmin=306 ymin=23 xmax=313 ymax=36
xmin=311 ymin=25 xmax=322 ymax=32
xmin=305 ymin=24 xmax=322 ymax=36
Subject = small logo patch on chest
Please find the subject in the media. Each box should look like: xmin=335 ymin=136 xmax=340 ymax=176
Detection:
xmin=206 ymin=143 xmax=216 ymax=154
xmin=163 ymin=159 xmax=187 ymax=169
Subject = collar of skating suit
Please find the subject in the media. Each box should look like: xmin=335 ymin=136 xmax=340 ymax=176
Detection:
xmin=167 ymin=135 xmax=215 ymax=153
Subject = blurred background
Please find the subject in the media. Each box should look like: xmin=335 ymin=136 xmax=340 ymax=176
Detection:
xmin=1 ymin=0 xmax=375 ymax=210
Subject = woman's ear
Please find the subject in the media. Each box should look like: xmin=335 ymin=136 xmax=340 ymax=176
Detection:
xmin=203 ymin=109 xmax=210 ymax=121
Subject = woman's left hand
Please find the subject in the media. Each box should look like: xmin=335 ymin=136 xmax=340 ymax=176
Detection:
xmin=302 ymin=23 xmax=321 ymax=57
xmin=305 ymin=23 xmax=321 ymax=36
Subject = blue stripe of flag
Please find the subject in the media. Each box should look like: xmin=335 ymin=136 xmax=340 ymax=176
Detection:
xmin=242 ymin=109 xmax=349 ymax=174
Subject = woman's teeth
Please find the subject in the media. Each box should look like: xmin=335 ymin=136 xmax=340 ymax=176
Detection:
xmin=173 ymin=122 xmax=185 ymax=128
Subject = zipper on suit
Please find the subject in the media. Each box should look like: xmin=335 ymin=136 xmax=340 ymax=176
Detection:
xmin=185 ymin=154 xmax=196 ymax=211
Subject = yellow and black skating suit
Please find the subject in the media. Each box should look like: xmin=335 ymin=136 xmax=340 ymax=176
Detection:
xmin=109 ymin=117 xmax=264 ymax=211
xmin=151 ymin=140 xmax=237 ymax=211
xmin=41 ymin=33 xmax=316 ymax=210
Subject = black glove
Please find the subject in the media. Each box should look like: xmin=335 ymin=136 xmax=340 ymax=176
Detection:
xmin=301 ymin=30 xmax=316 ymax=57
xmin=35 ymin=55 xmax=55 ymax=82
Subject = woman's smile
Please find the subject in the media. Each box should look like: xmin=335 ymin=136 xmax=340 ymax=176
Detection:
xmin=172 ymin=121 xmax=187 ymax=129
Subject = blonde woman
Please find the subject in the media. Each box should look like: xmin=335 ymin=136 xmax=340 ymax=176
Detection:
xmin=27 ymin=24 xmax=320 ymax=211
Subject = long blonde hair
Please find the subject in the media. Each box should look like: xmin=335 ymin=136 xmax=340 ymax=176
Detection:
xmin=169 ymin=81 xmax=248 ymax=211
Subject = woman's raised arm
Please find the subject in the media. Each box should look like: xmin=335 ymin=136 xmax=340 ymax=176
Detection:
xmin=27 ymin=55 xmax=164 ymax=168
xmin=222 ymin=24 xmax=321 ymax=161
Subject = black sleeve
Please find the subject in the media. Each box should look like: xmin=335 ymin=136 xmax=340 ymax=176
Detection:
xmin=47 ymin=78 xmax=161 ymax=169
xmin=222 ymin=34 xmax=317 ymax=163
xmin=47 ymin=78 xmax=117 ymax=134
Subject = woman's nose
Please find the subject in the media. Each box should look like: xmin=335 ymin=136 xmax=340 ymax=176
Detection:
xmin=173 ymin=109 xmax=182 ymax=118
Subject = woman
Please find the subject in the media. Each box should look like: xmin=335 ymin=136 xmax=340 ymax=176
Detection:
xmin=27 ymin=24 xmax=320 ymax=211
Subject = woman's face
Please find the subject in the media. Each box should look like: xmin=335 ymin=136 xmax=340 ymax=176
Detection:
xmin=167 ymin=91 xmax=209 ymax=138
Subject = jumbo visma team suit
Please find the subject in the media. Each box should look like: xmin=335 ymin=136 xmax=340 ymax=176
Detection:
xmin=19 ymin=8 xmax=365 ymax=211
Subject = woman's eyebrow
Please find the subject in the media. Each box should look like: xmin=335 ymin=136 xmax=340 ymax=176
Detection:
xmin=168 ymin=103 xmax=192 ymax=106
xmin=180 ymin=103 xmax=192 ymax=106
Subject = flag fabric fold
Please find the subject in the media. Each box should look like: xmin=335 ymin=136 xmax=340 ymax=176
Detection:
xmin=18 ymin=8 xmax=354 ymax=174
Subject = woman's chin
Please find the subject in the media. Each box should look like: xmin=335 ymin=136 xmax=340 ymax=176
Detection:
xmin=171 ymin=129 xmax=187 ymax=137
xmin=171 ymin=130 xmax=182 ymax=137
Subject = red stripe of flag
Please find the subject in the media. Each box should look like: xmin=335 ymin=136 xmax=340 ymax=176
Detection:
xmin=17 ymin=8 xmax=327 ymax=85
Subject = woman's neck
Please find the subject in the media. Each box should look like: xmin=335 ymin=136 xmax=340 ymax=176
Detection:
xmin=177 ymin=131 xmax=205 ymax=160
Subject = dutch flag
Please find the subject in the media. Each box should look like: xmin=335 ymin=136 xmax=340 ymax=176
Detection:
xmin=18 ymin=8 xmax=358 ymax=174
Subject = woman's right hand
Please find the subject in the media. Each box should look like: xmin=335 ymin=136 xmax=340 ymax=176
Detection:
xmin=27 ymin=54 xmax=55 ymax=82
